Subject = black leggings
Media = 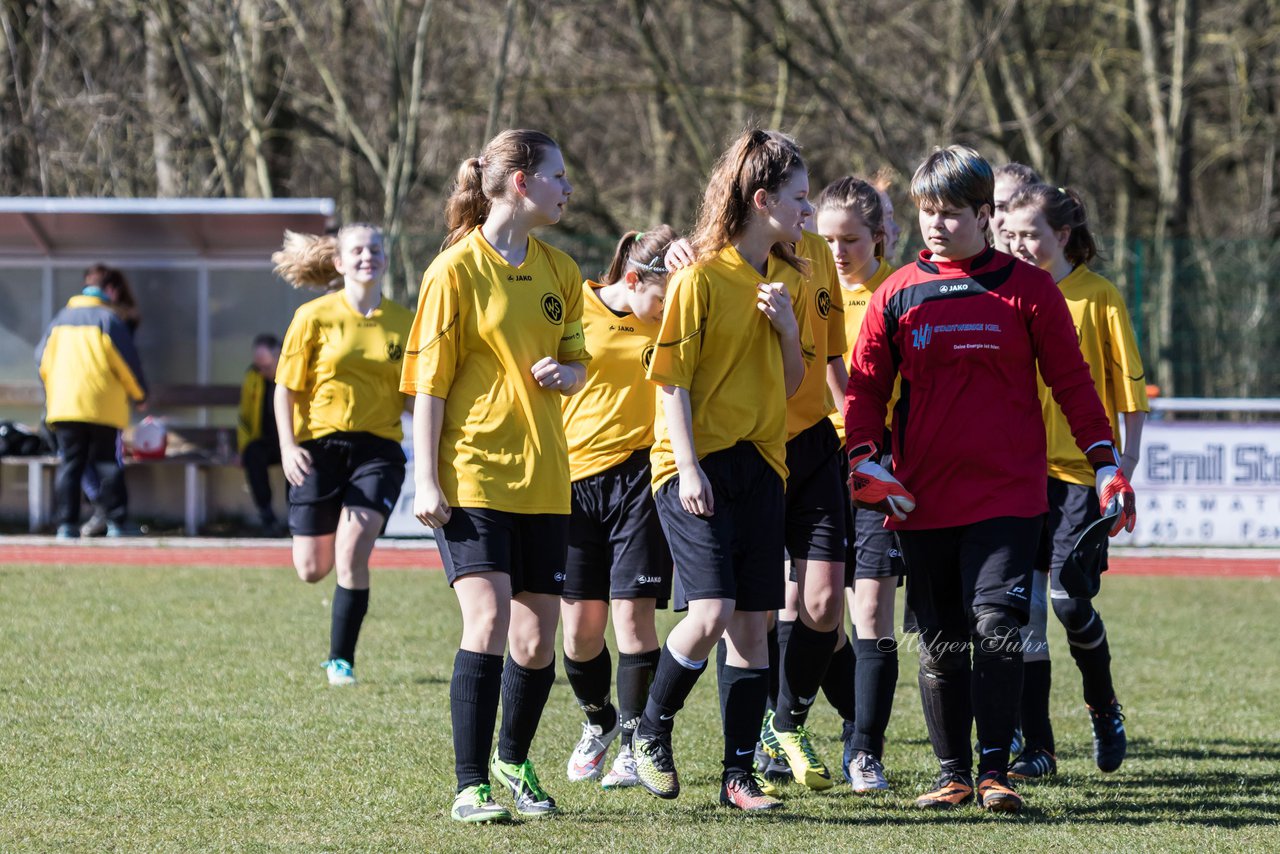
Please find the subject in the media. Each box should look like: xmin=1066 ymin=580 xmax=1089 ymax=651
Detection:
xmin=53 ymin=421 xmax=127 ymax=526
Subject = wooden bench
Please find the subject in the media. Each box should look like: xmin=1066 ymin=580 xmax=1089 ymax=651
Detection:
xmin=1 ymin=383 xmax=243 ymax=535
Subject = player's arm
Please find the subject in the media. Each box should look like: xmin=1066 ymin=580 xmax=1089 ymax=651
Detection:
xmin=1119 ymin=410 xmax=1146 ymax=480
xmin=531 ymin=357 xmax=587 ymax=395
xmin=756 ymin=282 xmax=805 ymax=397
xmin=274 ymin=384 xmax=310 ymax=487
xmin=411 ymin=392 xmax=450 ymax=528
xmin=826 ymin=357 xmax=849 ymax=407
xmin=661 ymin=384 xmax=713 ymax=517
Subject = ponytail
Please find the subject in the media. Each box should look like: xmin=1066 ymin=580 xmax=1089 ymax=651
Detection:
xmin=602 ymin=225 xmax=679 ymax=286
xmin=272 ymin=230 xmax=340 ymax=290
xmin=442 ymin=129 xmax=560 ymax=249
xmin=1005 ymin=184 xmax=1098 ymax=267
xmin=443 ymin=158 xmax=490 ymax=249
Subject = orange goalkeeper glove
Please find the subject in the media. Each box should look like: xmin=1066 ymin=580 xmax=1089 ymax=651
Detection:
xmin=1086 ymin=442 xmax=1136 ymax=536
xmin=847 ymin=442 xmax=916 ymax=521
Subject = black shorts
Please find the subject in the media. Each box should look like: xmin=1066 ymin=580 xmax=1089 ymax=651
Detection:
xmin=438 ymin=506 xmax=569 ymax=596
xmin=565 ymin=450 xmax=672 ymax=606
xmin=287 ymin=432 xmax=406 ymax=536
xmin=656 ymin=442 xmax=785 ymax=612
xmin=896 ymin=515 xmax=1043 ymax=636
xmin=1037 ymin=477 xmax=1107 ymax=595
xmin=784 ymin=419 xmax=847 ymax=563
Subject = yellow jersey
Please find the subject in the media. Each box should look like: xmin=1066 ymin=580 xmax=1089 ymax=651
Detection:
xmin=786 ymin=230 xmax=847 ymax=439
xmin=276 ymin=290 xmax=412 ymax=443
xmin=562 ymin=282 xmax=661 ymax=482
xmin=1040 ymin=265 xmax=1149 ymax=485
xmin=831 ymin=261 xmax=895 ymax=440
xmin=36 ymin=294 xmax=147 ymax=430
xmin=647 ymin=244 xmax=815 ymax=490
xmin=400 ymin=227 xmax=591 ymax=514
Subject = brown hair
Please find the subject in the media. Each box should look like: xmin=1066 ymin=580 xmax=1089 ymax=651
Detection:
xmin=443 ymin=129 xmax=560 ymax=249
xmin=84 ymin=263 xmax=140 ymax=329
xmin=1005 ymin=184 xmax=1098 ymax=267
xmin=815 ymin=176 xmax=886 ymax=258
xmin=271 ymin=223 xmax=382 ymax=291
xmin=690 ymin=128 xmax=809 ymax=274
xmin=995 ymin=161 xmax=1044 ymax=187
xmin=910 ymin=145 xmax=994 ymax=216
xmin=602 ymin=225 xmax=679 ymax=286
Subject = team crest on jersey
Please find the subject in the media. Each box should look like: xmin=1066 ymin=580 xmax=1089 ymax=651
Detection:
xmin=641 ymin=344 xmax=655 ymax=371
xmin=386 ymin=340 xmax=404 ymax=361
xmin=541 ymin=293 xmax=564 ymax=324
xmin=815 ymin=287 xmax=832 ymax=319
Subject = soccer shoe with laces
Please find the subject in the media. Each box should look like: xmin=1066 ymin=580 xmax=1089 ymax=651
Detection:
xmin=720 ymin=769 xmax=784 ymax=811
xmin=761 ymin=716 xmax=833 ymax=791
xmin=914 ymin=772 xmax=974 ymax=809
xmin=976 ymin=770 xmax=1023 ymax=812
xmin=490 ymin=752 xmax=558 ymax=816
xmin=450 ymin=784 xmax=512 ymax=823
xmin=600 ymin=742 xmax=639 ymax=789
xmin=322 ymin=658 xmax=356 ymax=686
xmin=849 ymin=751 xmax=889 ymax=793
xmin=566 ymin=719 xmax=621 ymax=782
xmin=1088 ymin=699 xmax=1127 ymax=772
xmin=632 ymin=731 xmax=679 ymax=799
xmin=1008 ymin=747 xmax=1058 ymax=780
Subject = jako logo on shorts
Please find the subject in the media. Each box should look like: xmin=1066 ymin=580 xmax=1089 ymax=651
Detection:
xmin=912 ymin=324 xmax=933 ymax=350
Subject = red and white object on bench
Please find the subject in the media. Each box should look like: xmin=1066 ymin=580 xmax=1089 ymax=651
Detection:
xmin=132 ymin=416 xmax=168 ymax=460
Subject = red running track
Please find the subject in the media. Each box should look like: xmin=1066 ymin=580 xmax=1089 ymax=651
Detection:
xmin=0 ymin=543 xmax=1276 ymax=577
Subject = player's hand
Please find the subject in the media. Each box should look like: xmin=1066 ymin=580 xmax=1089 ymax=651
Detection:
xmin=1087 ymin=443 xmax=1136 ymax=536
xmin=281 ymin=444 xmax=312 ymax=487
xmin=414 ymin=479 xmax=452 ymax=529
xmin=847 ymin=442 xmax=915 ymax=521
xmin=756 ymin=282 xmax=798 ymax=337
xmin=664 ymin=238 xmax=696 ymax=272
xmin=678 ymin=464 xmax=714 ymax=517
xmin=531 ymin=356 xmax=573 ymax=390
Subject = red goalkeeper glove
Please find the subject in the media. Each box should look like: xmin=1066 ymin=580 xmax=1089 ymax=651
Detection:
xmin=847 ymin=442 xmax=916 ymax=521
xmin=1086 ymin=442 xmax=1136 ymax=536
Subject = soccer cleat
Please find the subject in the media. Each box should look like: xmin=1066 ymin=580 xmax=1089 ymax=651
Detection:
xmin=976 ymin=770 xmax=1023 ymax=812
xmin=753 ymin=741 xmax=770 ymax=774
xmin=105 ymin=521 xmax=142 ymax=538
xmin=566 ymin=720 xmax=621 ymax=782
xmin=55 ymin=524 xmax=79 ymax=540
xmin=719 ymin=769 xmax=784 ymax=811
xmin=761 ymin=716 xmax=833 ymax=791
xmin=914 ymin=771 xmax=974 ymax=809
xmin=322 ymin=658 xmax=357 ymax=686
xmin=1088 ymin=700 xmax=1127 ymax=772
xmin=849 ymin=751 xmax=890 ymax=793
xmin=450 ymin=783 xmax=512 ymax=823
xmin=754 ymin=772 xmax=781 ymax=797
xmin=763 ymin=753 xmax=793 ymax=784
xmin=632 ymin=731 xmax=679 ymax=799
xmin=1008 ymin=748 xmax=1058 ymax=780
xmin=490 ymin=752 xmax=558 ymax=816
xmin=80 ymin=511 xmax=107 ymax=538
xmin=600 ymin=742 xmax=639 ymax=789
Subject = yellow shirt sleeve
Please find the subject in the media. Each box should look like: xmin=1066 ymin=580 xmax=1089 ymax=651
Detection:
xmin=647 ymin=268 xmax=705 ymax=389
xmin=1105 ymin=290 xmax=1150 ymax=415
xmin=557 ymin=265 xmax=590 ymax=365
xmin=401 ymin=264 xmax=461 ymax=398
xmin=276 ymin=310 xmax=315 ymax=394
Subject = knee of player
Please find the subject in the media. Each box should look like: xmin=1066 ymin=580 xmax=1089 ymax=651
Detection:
xmin=1052 ymin=596 xmax=1098 ymax=634
xmin=971 ymin=604 xmax=1024 ymax=656
xmin=561 ymin=630 xmax=604 ymax=662
xmin=685 ymin=600 xmax=733 ymax=641
xmin=918 ymin=633 xmax=969 ymax=675
xmin=803 ymin=599 xmax=843 ymax=632
xmin=509 ymin=632 xmax=556 ymax=669
xmin=294 ymin=556 xmax=333 ymax=583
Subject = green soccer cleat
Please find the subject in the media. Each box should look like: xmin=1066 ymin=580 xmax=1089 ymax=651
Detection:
xmin=761 ymin=715 xmax=833 ymax=791
xmin=490 ymin=752 xmax=558 ymax=816
xmin=632 ymin=731 xmax=679 ymax=799
xmin=450 ymin=784 xmax=512 ymax=824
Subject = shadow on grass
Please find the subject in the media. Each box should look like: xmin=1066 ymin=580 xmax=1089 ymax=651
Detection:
xmin=1126 ymin=736 xmax=1280 ymax=763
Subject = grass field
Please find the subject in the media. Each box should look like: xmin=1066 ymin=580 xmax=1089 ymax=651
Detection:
xmin=2 ymin=562 xmax=1278 ymax=852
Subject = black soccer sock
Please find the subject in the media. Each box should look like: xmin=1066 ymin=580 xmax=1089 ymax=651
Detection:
xmin=451 ymin=649 xmax=503 ymax=790
xmin=563 ymin=648 xmax=617 ymax=732
xmin=1020 ymin=659 xmax=1055 ymax=754
xmin=617 ymin=649 xmax=660 ymax=747
xmin=766 ymin=623 xmax=781 ymax=711
xmin=637 ymin=645 xmax=706 ymax=737
xmin=973 ymin=640 xmax=1023 ymax=777
xmin=919 ymin=635 xmax=974 ymax=776
xmin=852 ymin=638 xmax=898 ymax=755
xmin=328 ymin=585 xmax=369 ymax=665
xmin=497 ymin=657 xmax=556 ymax=765
xmin=720 ymin=664 xmax=769 ymax=774
xmin=774 ymin=620 xmax=838 ymax=731
xmin=1065 ymin=609 xmax=1116 ymax=709
xmin=822 ymin=635 xmax=858 ymax=725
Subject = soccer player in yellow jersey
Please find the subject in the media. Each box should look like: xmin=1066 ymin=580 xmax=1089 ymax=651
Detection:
xmin=557 ymin=226 xmax=677 ymax=790
xmin=815 ymin=176 xmax=900 ymax=793
xmin=270 ymin=224 xmax=413 ymax=689
xmin=991 ymin=162 xmax=1043 ymax=254
xmin=400 ymin=130 xmax=590 ymax=824
xmin=632 ymin=129 xmax=813 ymax=813
xmin=1002 ymin=184 xmax=1148 ymax=779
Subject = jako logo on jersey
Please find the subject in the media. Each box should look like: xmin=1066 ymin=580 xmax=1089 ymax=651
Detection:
xmin=541 ymin=293 xmax=564 ymax=324
xmin=912 ymin=324 xmax=934 ymax=349
xmin=641 ymin=345 xmax=655 ymax=371
xmin=636 ymin=575 xmax=662 ymax=585
xmin=939 ymin=283 xmax=969 ymax=294
xmin=816 ymin=287 xmax=832 ymax=319
xmin=386 ymin=341 xmax=404 ymax=361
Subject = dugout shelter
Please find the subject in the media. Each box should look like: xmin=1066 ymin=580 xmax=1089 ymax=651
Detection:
xmin=0 ymin=197 xmax=334 ymax=531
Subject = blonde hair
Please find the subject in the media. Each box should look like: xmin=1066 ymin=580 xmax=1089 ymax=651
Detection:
xmin=690 ymin=128 xmax=809 ymax=274
xmin=443 ymin=129 xmax=560 ymax=249
xmin=271 ymin=223 xmax=382 ymax=290
xmin=910 ymin=145 xmax=994 ymax=216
